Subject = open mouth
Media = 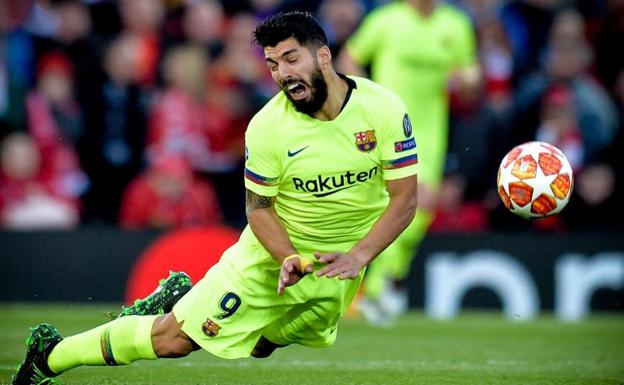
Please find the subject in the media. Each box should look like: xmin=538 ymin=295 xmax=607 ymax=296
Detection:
xmin=285 ymin=81 xmax=309 ymax=100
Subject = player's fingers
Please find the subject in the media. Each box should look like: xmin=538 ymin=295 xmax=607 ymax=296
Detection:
xmin=316 ymin=260 xmax=338 ymax=276
xmin=314 ymin=252 xmax=330 ymax=263
xmin=338 ymin=270 xmax=358 ymax=280
xmin=314 ymin=252 xmax=340 ymax=264
xmin=277 ymin=277 xmax=285 ymax=295
xmin=303 ymin=263 xmax=314 ymax=274
xmin=317 ymin=256 xmax=350 ymax=276
xmin=317 ymin=263 xmax=342 ymax=278
xmin=324 ymin=269 xmax=341 ymax=278
xmin=280 ymin=268 xmax=292 ymax=285
xmin=315 ymin=265 xmax=331 ymax=277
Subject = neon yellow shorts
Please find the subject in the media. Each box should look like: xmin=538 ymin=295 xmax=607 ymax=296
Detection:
xmin=172 ymin=241 xmax=364 ymax=359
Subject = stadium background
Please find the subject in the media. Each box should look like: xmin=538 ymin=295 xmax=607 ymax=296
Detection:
xmin=0 ymin=0 xmax=623 ymax=384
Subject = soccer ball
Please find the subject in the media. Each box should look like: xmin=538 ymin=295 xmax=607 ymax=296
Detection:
xmin=497 ymin=141 xmax=573 ymax=219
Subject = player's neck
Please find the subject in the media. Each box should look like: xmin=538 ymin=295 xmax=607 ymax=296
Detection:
xmin=311 ymin=71 xmax=349 ymax=121
xmin=407 ymin=0 xmax=437 ymax=17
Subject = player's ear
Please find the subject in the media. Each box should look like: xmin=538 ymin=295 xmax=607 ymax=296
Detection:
xmin=317 ymin=45 xmax=332 ymax=69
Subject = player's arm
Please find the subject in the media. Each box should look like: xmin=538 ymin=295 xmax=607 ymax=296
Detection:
xmin=316 ymin=175 xmax=417 ymax=279
xmin=246 ymin=189 xmax=314 ymax=294
xmin=245 ymin=113 xmax=314 ymax=293
xmin=244 ymin=114 xmax=299 ymax=265
xmin=245 ymin=189 xmax=297 ymax=262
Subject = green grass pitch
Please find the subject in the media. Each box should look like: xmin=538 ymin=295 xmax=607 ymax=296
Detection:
xmin=1 ymin=304 xmax=623 ymax=385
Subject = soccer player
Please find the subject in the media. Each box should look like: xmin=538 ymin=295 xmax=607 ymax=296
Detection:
xmin=338 ymin=0 xmax=480 ymax=323
xmin=12 ymin=11 xmax=418 ymax=384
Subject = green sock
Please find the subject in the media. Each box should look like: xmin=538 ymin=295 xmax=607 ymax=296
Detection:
xmin=47 ymin=315 xmax=158 ymax=374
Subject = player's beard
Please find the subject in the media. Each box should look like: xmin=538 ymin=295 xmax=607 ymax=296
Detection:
xmin=282 ymin=66 xmax=328 ymax=115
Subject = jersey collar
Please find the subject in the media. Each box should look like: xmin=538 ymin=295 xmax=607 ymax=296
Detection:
xmin=338 ymin=73 xmax=357 ymax=113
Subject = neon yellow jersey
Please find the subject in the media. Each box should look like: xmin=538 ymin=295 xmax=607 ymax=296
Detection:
xmin=243 ymin=75 xmax=418 ymax=255
xmin=346 ymin=2 xmax=477 ymax=183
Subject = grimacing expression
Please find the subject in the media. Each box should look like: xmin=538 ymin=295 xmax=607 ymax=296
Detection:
xmin=264 ymin=37 xmax=328 ymax=115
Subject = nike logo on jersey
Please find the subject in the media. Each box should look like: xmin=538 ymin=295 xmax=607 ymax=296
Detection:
xmin=287 ymin=146 xmax=309 ymax=157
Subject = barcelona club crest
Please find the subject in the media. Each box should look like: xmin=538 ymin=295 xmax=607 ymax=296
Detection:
xmin=202 ymin=318 xmax=221 ymax=337
xmin=354 ymin=130 xmax=377 ymax=152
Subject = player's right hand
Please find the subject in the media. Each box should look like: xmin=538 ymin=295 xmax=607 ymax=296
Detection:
xmin=277 ymin=255 xmax=314 ymax=295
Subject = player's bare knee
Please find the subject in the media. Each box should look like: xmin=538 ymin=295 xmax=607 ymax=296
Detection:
xmin=151 ymin=313 xmax=194 ymax=358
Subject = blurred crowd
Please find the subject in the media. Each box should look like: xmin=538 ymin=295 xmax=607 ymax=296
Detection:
xmin=0 ymin=0 xmax=622 ymax=232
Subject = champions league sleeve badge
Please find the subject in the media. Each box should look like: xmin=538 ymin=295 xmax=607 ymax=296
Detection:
xmin=403 ymin=114 xmax=413 ymax=138
xmin=354 ymin=130 xmax=377 ymax=152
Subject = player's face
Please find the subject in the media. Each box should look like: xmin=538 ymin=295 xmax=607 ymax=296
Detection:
xmin=264 ymin=37 xmax=328 ymax=114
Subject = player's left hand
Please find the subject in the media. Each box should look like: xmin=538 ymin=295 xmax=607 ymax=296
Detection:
xmin=314 ymin=251 xmax=367 ymax=279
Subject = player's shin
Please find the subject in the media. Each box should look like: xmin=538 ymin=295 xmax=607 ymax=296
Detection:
xmin=47 ymin=315 xmax=158 ymax=373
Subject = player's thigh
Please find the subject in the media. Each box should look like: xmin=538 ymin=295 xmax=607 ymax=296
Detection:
xmin=263 ymin=274 xmax=363 ymax=348
xmin=262 ymin=300 xmax=341 ymax=348
xmin=172 ymin=259 xmax=289 ymax=359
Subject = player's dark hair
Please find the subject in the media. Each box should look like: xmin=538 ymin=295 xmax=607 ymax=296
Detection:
xmin=252 ymin=11 xmax=328 ymax=49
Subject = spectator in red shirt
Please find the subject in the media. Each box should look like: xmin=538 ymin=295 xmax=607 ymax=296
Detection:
xmin=0 ymin=133 xmax=80 ymax=229
xmin=147 ymin=44 xmax=236 ymax=172
xmin=25 ymin=51 xmax=88 ymax=201
xmin=119 ymin=154 xmax=221 ymax=229
xmin=431 ymin=173 xmax=488 ymax=233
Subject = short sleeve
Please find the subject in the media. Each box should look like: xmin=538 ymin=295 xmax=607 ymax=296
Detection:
xmin=345 ymin=9 xmax=387 ymax=66
xmin=244 ymin=117 xmax=280 ymax=197
xmin=377 ymin=94 xmax=418 ymax=180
